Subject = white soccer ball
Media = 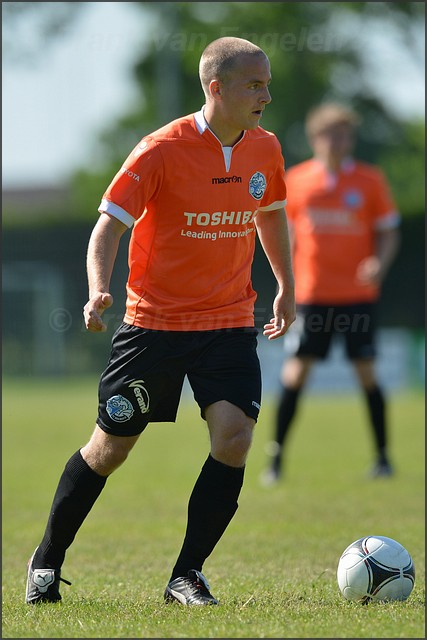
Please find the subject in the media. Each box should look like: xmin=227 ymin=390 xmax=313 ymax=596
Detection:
xmin=337 ymin=535 xmax=415 ymax=603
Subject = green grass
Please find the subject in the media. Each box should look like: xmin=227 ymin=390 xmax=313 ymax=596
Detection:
xmin=2 ymin=376 xmax=425 ymax=638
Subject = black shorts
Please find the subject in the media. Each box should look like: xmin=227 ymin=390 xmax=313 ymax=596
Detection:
xmin=97 ymin=323 xmax=262 ymax=436
xmin=285 ymin=303 xmax=378 ymax=360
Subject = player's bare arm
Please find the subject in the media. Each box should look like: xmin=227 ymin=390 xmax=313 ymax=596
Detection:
xmin=255 ymin=207 xmax=296 ymax=339
xmin=356 ymin=227 xmax=400 ymax=287
xmin=84 ymin=212 xmax=128 ymax=332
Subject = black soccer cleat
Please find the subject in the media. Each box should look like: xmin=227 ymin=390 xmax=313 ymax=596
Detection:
xmin=260 ymin=464 xmax=281 ymax=487
xmin=369 ymin=458 xmax=394 ymax=479
xmin=260 ymin=447 xmax=282 ymax=486
xmin=25 ymin=548 xmax=71 ymax=604
xmin=164 ymin=569 xmax=218 ymax=605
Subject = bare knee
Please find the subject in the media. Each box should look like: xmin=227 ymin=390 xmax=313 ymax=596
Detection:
xmin=80 ymin=425 xmax=140 ymax=476
xmin=217 ymin=423 xmax=253 ymax=466
xmin=282 ymin=356 xmax=314 ymax=388
xmin=206 ymin=402 xmax=255 ymax=467
xmin=352 ymin=359 xmax=378 ymax=390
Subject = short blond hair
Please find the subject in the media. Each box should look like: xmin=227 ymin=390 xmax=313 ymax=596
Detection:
xmin=305 ymin=102 xmax=361 ymax=138
xmin=199 ymin=37 xmax=267 ymax=96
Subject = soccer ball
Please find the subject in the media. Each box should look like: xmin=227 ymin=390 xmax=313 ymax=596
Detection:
xmin=337 ymin=535 xmax=415 ymax=603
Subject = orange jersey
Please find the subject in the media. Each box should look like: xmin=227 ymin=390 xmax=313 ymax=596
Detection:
xmin=285 ymin=158 xmax=399 ymax=304
xmin=99 ymin=110 xmax=287 ymax=330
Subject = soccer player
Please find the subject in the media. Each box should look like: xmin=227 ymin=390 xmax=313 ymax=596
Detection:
xmin=26 ymin=37 xmax=295 ymax=606
xmin=261 ymin=102 xmax=400 ymax=487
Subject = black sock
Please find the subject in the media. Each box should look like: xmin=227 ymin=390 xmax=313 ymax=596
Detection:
xmin=170 ymin=454 xmax=244 ymax=581
xmin=364 ymin=385 xmax=387 ymax=460
xmin=272 ymin=386 xmax=301 ymax=469
xmin=33 ymin=450 xmax=107 ymax=569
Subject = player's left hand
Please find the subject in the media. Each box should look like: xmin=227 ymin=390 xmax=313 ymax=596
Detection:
xmin=263 ymin=290 xmax=296 ymax=340
xmin=356 ymin=256 xmax=382 ymax=286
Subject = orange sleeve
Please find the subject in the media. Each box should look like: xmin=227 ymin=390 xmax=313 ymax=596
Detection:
xmin=369 ymin=168 xmax=399 ymax=226
xmin=100 ymin=137 xmax=164 ymax=223
xmin=258 ymin=138 xmax=287 ymax=210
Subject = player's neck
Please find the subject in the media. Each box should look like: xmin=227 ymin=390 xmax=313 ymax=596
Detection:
xmin=315 ymin=154 xmax=346 ymax=174
xmin=203 ymin=107 xmax=243 ymax=147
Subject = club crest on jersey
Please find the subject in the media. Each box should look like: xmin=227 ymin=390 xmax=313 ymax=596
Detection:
xmin=106 ymin=395 xmax=134 ymax=422
xmin=249 ymin=172 xmax=267 ymax=200
xmin=343 ymin=189 xmax=363 ymax=208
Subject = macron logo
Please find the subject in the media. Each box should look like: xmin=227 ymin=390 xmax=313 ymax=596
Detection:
xmin=212 ymin=176 xmax=242 ymax=184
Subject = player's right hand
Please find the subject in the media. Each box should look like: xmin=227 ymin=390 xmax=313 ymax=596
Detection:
xmin=83 ymin=292 xmax=113 ymax=332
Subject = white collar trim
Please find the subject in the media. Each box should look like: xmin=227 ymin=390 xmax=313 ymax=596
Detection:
xmin=194 ymin=108 xmax=210 ymax=135
xmin=194 ymin=107 xmax=246 ymax=149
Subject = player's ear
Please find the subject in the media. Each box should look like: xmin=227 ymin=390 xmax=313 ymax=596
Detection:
xmin=209 ymin=79 xmax=222 ymax=101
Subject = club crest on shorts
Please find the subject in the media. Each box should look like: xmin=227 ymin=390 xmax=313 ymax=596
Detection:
xmin=106 ymin=395 xmax=135 ymax=422
xmin=249 ymin=171 xmax=267 ymax=200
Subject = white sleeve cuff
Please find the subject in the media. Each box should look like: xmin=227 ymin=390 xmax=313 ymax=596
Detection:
xmin=375 ymin=211 xmax=401 ymax=230
xmin=256 ymin=199 xmax=287 ymax=212
xmin=98 ymin=198 xmax=135 ymax=228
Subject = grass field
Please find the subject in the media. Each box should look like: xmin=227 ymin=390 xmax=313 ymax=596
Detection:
xmin=2 ymin=376 xmax=425 ymax=638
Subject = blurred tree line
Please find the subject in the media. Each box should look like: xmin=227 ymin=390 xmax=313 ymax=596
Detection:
xmin=4 ymin=1 xmax=424 ymax=219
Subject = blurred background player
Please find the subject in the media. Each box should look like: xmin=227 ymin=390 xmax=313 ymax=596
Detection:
xmin=261 ymin=102 xmax=400 ymax=486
